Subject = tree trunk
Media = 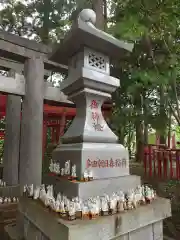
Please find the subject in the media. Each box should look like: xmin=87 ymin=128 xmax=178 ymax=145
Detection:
xmin=41 ymin=0 xmax=51 ymax=44
xmin=168 ymin=77 xmax=180 ymax=125
xmin=167 ymin=109 xmax=171 ymax=147
xmin=135 ymin=119 xmax=144 ymax=162
xmin=159 ymin=85 xmax=167 ymax=144
xmin=118 ymin=128 xmax=125 ymax=145
xmin=144 ymin=123 xmax=148 ymax=145
xmin=143 ymin=93 xmax=148 ymax=145
xmin=134 ymin=94 xmax=144 ymax=162
xmin=127 ymin=127 xmax=134 ymax=159
xmin=92 ymin=0 xmax=104 ymax=30
xmin=103 ymin=0 xmax=107 ymax=30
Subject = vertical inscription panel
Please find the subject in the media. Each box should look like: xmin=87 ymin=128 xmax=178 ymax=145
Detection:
xmin=85 ymin=96 xmax=118 ymax=142
xmin=61 ymin=93 xmax=118 ymax=144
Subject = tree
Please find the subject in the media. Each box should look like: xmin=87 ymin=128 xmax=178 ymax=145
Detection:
xmin=0 ymin=0 xmax=33 ymax=36
xmin=92 ymin=0 xmax=104 ymax=29
xmin=0 ymin=0 xmax=76 ymax=43
xmin=107 ymin=0 xmax=180 ymax=160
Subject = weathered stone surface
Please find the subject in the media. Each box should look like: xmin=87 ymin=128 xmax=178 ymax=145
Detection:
xmin=0 ymin=30 xmax=67 ymax=73
xmin=0 ymin=74 xmax=70 ymax=103
xmin=112 ymin=234 xmax=129 ymax=240
xmin=3 ymin=94 xmax=21 ymax=186
xmin=19 ymin=198 xmax=68 ymax=240
xmin=128 ymin=225 xmax=153 ymax=240
xmin=61 ymin=91 xmax=118 ymax=144
xmin=50 ymin=10 xmax=132 ymax=182
xmin=24 ymin=219 xmax=42 ymax=240
xmin=49 ymin=9 xmax=132 ymax=183
xmin=49 ymin=11 xmax=133 ymax=65
xmin=3 ymin=70 xmax=21 ymax=186
xmin=0 ymin=185 xmax=20 ymax=197
xmin=153 ymin=221 xmax=163 ymax=240
xmin=19 ymin=197 xmax=171 ymax=240
xmin=53 ymin=143 xmax=129 ymax=180
xmin=4 ymin=224 xmax=23 ymax=240
xmin=44 ymin=175 xmax=141 ymax=200
xmin=19 ymin=57 xmax=44 ymax=188
xmin=59 ymin=48 xmax=120 ymax=145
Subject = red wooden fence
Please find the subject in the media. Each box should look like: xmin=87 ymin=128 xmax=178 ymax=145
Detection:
xmin=144 ymin=144 xmax=180 ymax=180
xmin=0 ymin=131 xmax=4 ymax=140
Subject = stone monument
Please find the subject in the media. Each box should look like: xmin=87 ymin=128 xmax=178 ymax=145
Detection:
xmin=16 ymin=9 xmax=171 ymax=240
xmin=48 ymin=8 xmax=135 ymax=199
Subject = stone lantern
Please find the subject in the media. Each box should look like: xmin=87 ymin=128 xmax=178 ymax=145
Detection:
xmin=49 ymin=9 xmax=134 ymax=197
xmin=17 ymin=9 xmax=171 ymax=240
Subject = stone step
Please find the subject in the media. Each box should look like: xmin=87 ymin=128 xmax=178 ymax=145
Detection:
xmin=44 ymin=174 xmax=141 ymax=199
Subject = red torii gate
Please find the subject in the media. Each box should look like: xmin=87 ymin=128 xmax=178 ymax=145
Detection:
xmin=0 ymin=94 xmax=112 ymax=158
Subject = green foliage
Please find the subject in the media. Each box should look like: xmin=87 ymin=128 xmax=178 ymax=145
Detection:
xmin=110 ymin=0 xmax=180 ymax=138
xmin=175 ymin=126 xmax=180 ymax=147
xmin=0 ymin=0 xmax=77 ymax=42
xmin=0 ymin=0 xmax=32 ymax=36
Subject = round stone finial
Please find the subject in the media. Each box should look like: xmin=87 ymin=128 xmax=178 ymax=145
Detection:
xmin=79 ymin=9 xmax=96 ymax=25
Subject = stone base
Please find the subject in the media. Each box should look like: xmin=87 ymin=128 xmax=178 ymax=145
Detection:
xmin=4 ymin=224 xmax=23 ymax=240
xmin=52 ymin=142 xmax=129 ymax=180
xmin=0 ymin=202 xmax=19 ymax=240
xmin=43 ymin=175 xmax=141 ymax=200
xmin=18 ymin=197 xmax=171 ymax=240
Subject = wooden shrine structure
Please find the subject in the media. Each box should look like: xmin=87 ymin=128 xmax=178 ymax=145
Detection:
xmin=0 ymin=30 xmax=113 ymax=188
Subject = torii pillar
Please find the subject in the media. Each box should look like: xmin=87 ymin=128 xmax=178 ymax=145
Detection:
xmin=19 ymin=57 xmax=44 ymax=188
xmin=3 ymin=70 xmax=22 ymax=186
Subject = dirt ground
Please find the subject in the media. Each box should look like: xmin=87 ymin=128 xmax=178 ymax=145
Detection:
xmin=130 ymin=162 xmax=180 ymax=240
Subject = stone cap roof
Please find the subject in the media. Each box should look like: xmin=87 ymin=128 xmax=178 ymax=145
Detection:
xmin=49 ymin=9 xmax=134 ymax=65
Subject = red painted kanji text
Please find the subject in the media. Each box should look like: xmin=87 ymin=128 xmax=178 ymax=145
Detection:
xmin=90 ymin=100 xmax=99 ymax=109
xmin=86 ymin=158 xmax=127 ymax=168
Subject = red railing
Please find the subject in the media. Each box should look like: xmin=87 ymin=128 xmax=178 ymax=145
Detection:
xmin=0 ymin=131 xmax=4 ymax=140
xmin=144 ymin=144 xmax=180 ymax=180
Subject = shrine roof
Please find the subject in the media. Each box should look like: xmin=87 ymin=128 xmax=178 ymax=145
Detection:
xmin=49 ymin=9 xmax=134 ymax=65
